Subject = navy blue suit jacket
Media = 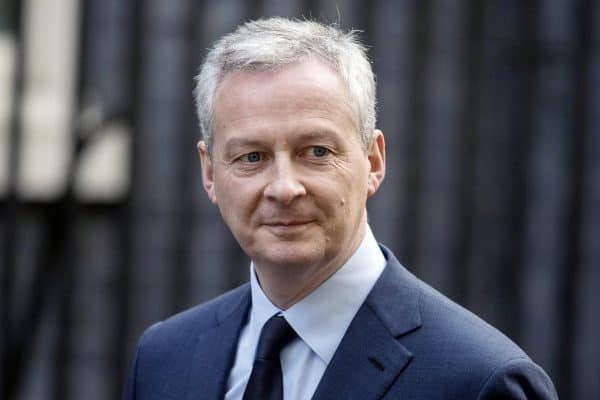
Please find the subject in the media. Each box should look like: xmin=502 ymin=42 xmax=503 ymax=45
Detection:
xmin=123 ymin=246 xmax=558 ymax=399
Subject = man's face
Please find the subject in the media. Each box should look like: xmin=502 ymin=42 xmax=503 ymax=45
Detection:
xmin=198 ymin=59 xmax=385 ymax=281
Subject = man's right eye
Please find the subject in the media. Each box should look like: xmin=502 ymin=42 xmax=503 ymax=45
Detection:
xmin=242 ymin=152 xmax=261 ymax=163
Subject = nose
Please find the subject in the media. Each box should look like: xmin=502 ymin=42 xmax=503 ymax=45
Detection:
xmin=263 ymin=155 xmax=306 ymax=204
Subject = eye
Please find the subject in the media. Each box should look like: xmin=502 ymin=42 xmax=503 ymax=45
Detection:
xmin=310 ymin=146 xmax=329 ymax=157
xmin=242 ymin=152 xmax=262 ymax=163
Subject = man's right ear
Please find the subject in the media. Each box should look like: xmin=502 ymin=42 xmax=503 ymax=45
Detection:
xmin=197 ymin=141 xmax=217 ymax=204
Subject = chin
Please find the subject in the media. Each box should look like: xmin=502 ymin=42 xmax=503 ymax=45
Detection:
xmin=252 ymin=244 xmax=325 ymax=270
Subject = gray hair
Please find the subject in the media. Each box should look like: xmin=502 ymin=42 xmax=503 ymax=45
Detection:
xmin=194 ymin=17 xmax=376 ymax=151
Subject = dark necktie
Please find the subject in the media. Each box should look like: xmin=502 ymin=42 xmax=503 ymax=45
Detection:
xmin=242 ymin=315 xmax=297 ymax=400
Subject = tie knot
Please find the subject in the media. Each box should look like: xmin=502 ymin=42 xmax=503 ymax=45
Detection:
xmin=255 ymin=315 xmax=296 ymax=361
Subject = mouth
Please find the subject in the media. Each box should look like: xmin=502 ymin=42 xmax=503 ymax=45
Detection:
xmin=264 ymin=220 xmax=312 ymax=226
xmin=261 ymin=220 xmax=314 ymax=235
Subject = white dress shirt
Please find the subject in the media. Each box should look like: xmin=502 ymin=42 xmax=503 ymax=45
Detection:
xmin=225 ymin=225 xmax=387 ymax=400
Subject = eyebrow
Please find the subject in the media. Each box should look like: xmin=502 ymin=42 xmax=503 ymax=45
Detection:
xmin=292 ymin=129 xmax=346 ymax=148
xmin=223 ymin=137 xmax=267 ymax=150
xmin=221 ymin=138 xmax=268 ymax=159
xmin=224 ymin=130 xmax=338 ymax=148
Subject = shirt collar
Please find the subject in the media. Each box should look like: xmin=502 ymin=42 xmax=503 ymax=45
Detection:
xmin=249 ymin=224 xmax=386 ymax=364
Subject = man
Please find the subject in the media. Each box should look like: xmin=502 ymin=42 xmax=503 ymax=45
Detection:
xmin=124 ymin=18 xmax=557 ymax=399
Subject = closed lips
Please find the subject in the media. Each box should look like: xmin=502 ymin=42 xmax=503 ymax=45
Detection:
xmin=264 ymin=220 xmax=312 ymax=226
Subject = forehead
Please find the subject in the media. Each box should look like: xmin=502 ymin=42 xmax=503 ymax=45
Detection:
xmin=212 ymin=60 xmax=358 ymax=138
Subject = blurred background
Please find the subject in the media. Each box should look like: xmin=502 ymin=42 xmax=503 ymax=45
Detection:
xmin=1 ymin=0 xmax=599 ymax=399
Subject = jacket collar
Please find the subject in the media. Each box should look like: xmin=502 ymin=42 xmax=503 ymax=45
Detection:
xmin=312 ymin=245 xmax=422 ymax=400
xmin=184 ymin=285 xmax=251 ymax=400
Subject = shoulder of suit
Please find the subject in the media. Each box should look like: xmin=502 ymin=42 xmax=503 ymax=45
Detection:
xmin=138 ymin=283 xmax=250 ymax=349
xmin=378 ymin=255 xmax=555 ymax=396
xmin=379 ymin=247 xmax=532 ymax=369
xmin=412 ymin=276 xmax=528 ymax=362
xmin=396 ymin=267 xmax=541 ymax=394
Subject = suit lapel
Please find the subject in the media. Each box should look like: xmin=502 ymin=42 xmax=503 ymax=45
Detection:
xmin=184 ymin=287 xmax=251 ymax=400
xmin=312 ymin=248 xmax=422 ymax=400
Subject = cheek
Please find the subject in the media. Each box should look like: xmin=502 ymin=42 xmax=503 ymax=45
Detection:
xmin=213 ymin=175 xmax=239 ymax=213
xmin=313 ymin=176 xmax=357 ymax=216
xmin=340 ymin=177 xmax=369 ymax=217
xmin=216 ymin=175 xmax=264 ymax=217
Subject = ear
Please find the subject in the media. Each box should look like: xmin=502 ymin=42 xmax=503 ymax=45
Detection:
xmin=366 ymin=129 xmax=386 ymax=197
xmin=197 ymin=141 xmax=217 ymax=204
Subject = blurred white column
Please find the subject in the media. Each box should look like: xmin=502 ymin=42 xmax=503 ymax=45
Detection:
xmin=74 ymin=119 xmax=131 ymax=202
xmin=18 ymin=0 xmax=79 ymax=199
xmin=0 ymin=33 xmax=16 ymax=196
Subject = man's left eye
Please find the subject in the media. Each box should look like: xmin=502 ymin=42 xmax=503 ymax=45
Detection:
xmin=243 ymin=152 xmax=262 ymax=162
xmin=310 ymin=146 xmax=329 ymax=157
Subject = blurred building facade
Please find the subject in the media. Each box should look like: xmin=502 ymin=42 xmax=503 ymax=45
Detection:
xmin=1 ymin=0 xmax=599 ymax=399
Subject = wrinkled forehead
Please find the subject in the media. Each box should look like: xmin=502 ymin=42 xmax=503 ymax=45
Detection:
xmin=214 ymin=61 xmax=357 ymax=128
xmin=213 ymin=58 xmax=358 ymax=125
